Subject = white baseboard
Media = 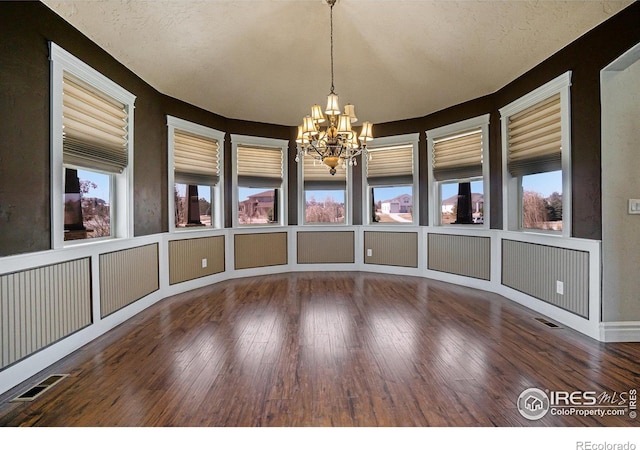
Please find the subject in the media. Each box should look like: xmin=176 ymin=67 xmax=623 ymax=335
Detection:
xmin=599 ymin=322 xmax=640 ymax=342
xmin=496 ymin=284 xmax=601 ymax=341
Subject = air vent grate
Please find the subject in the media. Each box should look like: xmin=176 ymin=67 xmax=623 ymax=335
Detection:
xmin=534 ymin=317 xmax=561 ymax=328
xmin=11 ymin=374 xmax=68 ymax=402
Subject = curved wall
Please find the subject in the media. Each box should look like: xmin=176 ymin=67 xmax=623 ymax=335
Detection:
xmin=2 ymin=2 xmax=640 ymax=255
xmin=1 ymin=2 xmax=640 ymax=397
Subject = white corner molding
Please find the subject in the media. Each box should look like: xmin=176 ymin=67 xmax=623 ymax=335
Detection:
xmin=600 ymin=322 xmax=640 ymax=342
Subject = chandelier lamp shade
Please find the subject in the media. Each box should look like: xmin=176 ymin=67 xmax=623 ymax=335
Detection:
xmin=295 ymin=0 xmax=373 ymax=176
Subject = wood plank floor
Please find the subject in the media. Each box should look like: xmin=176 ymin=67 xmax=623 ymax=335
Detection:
xmin=0 ymin=272 xmax=639 ymax=426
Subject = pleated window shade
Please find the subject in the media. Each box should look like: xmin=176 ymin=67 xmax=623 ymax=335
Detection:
xmin=62 ymin=73 xmax=129 ymax=173
xmin=237 ymin=145 xmax=283 ymax=188
xmin=507 ymin=93 xmax=561 ymax=176
xmin=303 ymin=154 xmax=346 ymax=190
xmin=432 ymin=128 xmax=483 ymax=181
xmin=366 ymin=144 xmax=414 ymax=186
xmin=174 ymin=130 xmax=220 ymax=185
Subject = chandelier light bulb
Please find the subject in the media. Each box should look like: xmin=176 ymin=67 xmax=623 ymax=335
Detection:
xmin=344 ymin=104 xmax=357 ymax=123
xmin=302 ymin=116 xmax=317 ymax=138
xmin=311 ymin=104 xmax=326 ymax=123
xmin=325 ymin=93 xmax=340 ymax=116
xmin=359 ymin=121 xmax=373 ymax=143
xmin=337 ymin=114 xmax=352 ymax=134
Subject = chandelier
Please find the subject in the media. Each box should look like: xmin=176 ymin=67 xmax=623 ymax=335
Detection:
xmin=295 ymin=0 xmax=373 ymax=176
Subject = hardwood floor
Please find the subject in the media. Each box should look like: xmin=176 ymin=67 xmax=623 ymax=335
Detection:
xmin=0 ymin=272 xmax=639 ymax=426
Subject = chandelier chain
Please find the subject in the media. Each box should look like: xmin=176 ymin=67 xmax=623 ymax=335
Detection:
xmin=329 ymin=1 xmax=335 ymax=94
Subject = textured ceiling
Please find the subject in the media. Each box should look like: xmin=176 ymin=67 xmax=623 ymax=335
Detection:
xmin=42 ymin=0 xmax=633 ymax=126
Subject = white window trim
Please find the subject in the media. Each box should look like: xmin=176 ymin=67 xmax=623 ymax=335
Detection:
xmin=167 ymin=116 xmax=225 ymax=232
xmin=426 ymin=114 xmax=490 ymax=228
xmin=499 ymin=71 xmax=572 ymax=237
xmin=297 ymin=157 xmax=351 ymax=226
xmin=362 ymin=133 xmax=420 ymax=226
xmin=49 ymin=42 xmax=136 ymax=249
xmin=231 ymin=134 xmax=288 ymax=228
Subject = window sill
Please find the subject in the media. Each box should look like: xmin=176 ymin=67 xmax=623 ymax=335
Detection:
xmin=172 ymin=226 xmax=219 ymax=233
xmin=63 ymin=235 xmax=117 ymax=248
xmin=368 ymin=221 xmax=417 ymax=226
xmin=518 ymin=228 xmax=565 ymax=237
xmin=303 ymin=222 xmax=348 ymax=226
xmin=235 ymin=223 xmax=285 ymax=229
xmin=436 ymin=223 xmax=488 ymax=229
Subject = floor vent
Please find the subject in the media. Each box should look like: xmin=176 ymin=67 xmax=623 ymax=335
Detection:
xmin=534 ymin=317 xmax=561 ymax=328
xmin=11 ymin=374 xmax=68 ymax=402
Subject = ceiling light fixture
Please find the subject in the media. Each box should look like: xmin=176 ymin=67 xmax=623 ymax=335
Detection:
xmin=295 ymin=0 xmax=373 ymax=175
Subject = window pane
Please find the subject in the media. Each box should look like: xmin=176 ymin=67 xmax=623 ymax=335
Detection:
xmin=64 ymin=168 xmax=111 ymax=241
xmin=305 ymin=190 xmax=345 ymax=223
xmin=372 ymin=186 xmax=413 ymax=223
xmin=175 ymin=184 xmax=212 ymax=228
xmin=238 ymin=188 xmax=277 ymax=225
xmin=441 ymin=180 xmax=484 ymax=225
xmin=521 ymin=170 xmax=562 ymax=231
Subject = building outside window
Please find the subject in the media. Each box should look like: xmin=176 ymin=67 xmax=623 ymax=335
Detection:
xmin=167 ymin=116 xmax=225 ymax=231
xmin=50 ymin=42 xmax=135 ymax=248
xmin=500 ymin=72 xmax=571 ymax=235
xmin=364 ymin=134 xmax=419 ymax=225
xmin=232 ymin=135 xmax=288 ymax=227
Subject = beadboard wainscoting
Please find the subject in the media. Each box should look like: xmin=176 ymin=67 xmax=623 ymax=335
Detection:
xmin=0 ymin=226 xmax=612 ymax=396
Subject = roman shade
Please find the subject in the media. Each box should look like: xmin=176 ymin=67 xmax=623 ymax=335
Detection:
xmin=507 ymin=93 xmax=561 ymax=176
xmin=62 ymin=73 xmax=129 ymax=173
xmin=366 ymin=144 xmax=414 ymax=186
xmin=432 ymin=128 xmax=483 ymax=181
xmin=303 ymin=154 xmax=346 ymax=190
xmin=173 ymin=130 xmax=220 ymax=185
xmin=237 ymin=145 xmax=283 ymax=188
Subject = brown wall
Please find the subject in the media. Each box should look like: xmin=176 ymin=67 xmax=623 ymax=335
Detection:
xmin=375 ymin=2 xmax=640 ymax=238
xmin=1 ymin=1 xmax=639 ymax=257
xmin=0 ymin=1 xmax=288 ymax=255
xmin=492 ymin=2 xmax=640 ymax=240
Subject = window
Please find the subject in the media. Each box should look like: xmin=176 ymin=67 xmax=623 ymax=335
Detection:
xmin=232 ymin=135 xmax=288 ymax=226
xmin=364 ymin=134 xmax=419 ymax=225
xmin=50 ymin=42 xmax=135 ymax=248
xmin=167 ymin=116 xmax=225 ymax=231
xmin=426 ymin=115 xmax=489 ymax=226
xmin=500 ymin=72 xmax=571 ymax=235
xmin=300 ymin=154 xmax=347 ymax=224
